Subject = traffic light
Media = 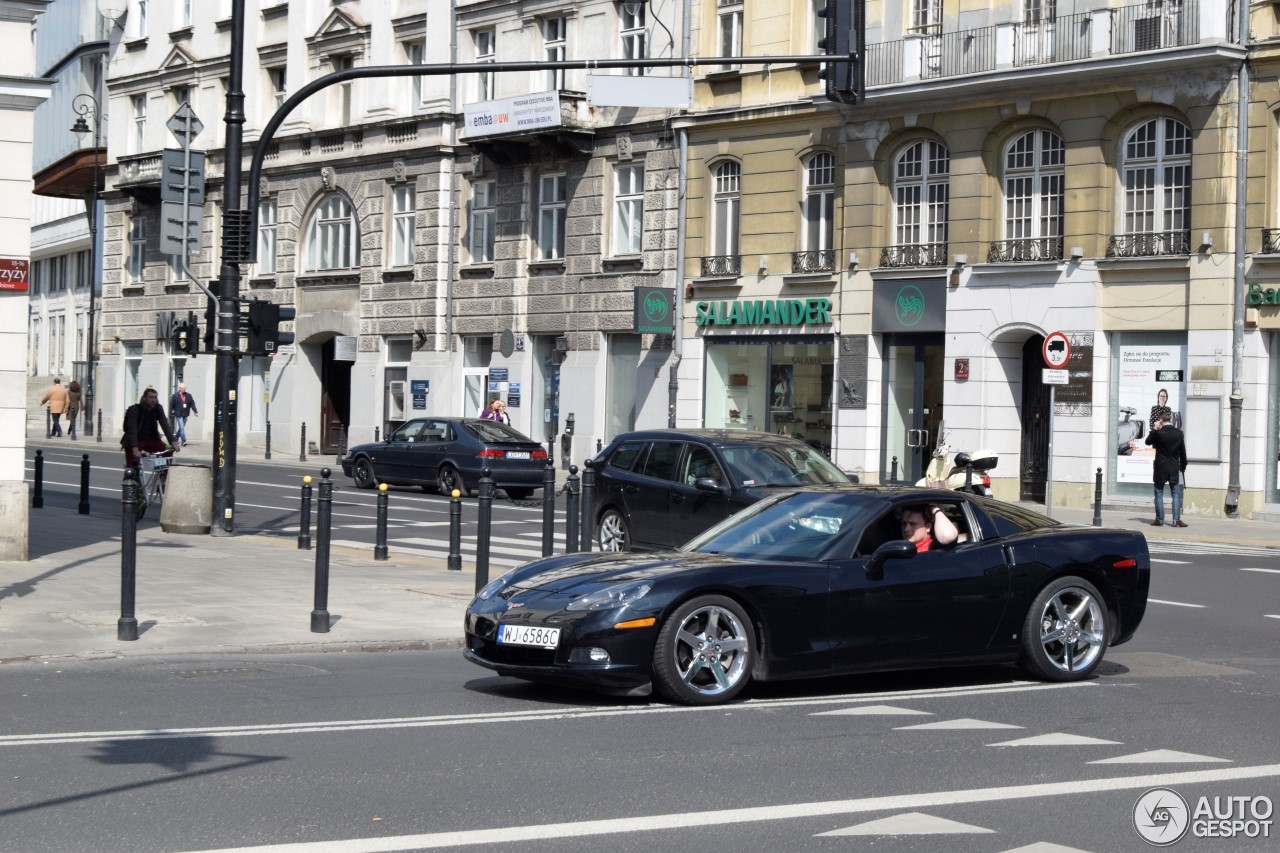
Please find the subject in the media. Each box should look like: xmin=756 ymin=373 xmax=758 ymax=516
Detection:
xmin=245 ymin=300 xmax=295 ymax=355
xmin=817 ymin=0 xmax=865 ymax=105
xmin=173 ymin=310 xmax=200 ymax=356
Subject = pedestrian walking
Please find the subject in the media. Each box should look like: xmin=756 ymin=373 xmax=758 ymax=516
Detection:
xmin=66 ymin=380 xmax=82 ymax=438
xmin=39 ymin=377 xmax=70 ymax=437
xmin=169 ymin=382 xmax=198 ymax=446
xmin=1144 ymin=411 xmax=1187 ymax=527
xmin=121 ymin=387 xmax=180 ymax=469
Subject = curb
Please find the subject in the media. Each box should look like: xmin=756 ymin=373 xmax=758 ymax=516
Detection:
xmin=0 ymin=637 xmax=469 ymax=667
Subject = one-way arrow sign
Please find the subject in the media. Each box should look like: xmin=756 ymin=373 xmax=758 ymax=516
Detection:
xmin=166 ymin=102 xmax=204 ymax=142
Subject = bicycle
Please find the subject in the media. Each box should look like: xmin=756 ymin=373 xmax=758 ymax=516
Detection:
xmin=136 ymin=450 xmax=174 ymax=519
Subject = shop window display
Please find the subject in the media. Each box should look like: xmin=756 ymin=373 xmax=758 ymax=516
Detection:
xmin=705 ymin=341 xmax=834 ymax=455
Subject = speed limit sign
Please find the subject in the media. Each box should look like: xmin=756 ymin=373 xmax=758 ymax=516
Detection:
xmin=1042 ymin=331 xmax=1071 ymax=369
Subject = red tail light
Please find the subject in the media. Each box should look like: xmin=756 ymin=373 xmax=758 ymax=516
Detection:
xmin=531 ymin=449 xmax=548 ymax=460
xmin=477 ymin=448 xmax=504 ymax=459
xmin=981 ymin=475 xmax=991 ymax=486
xmin=1113 ymin=558 xmax=1136 ymax=569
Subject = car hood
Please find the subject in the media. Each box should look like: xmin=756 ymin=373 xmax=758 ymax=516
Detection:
xmin=504 ymin=550 xmax=739 ymax=595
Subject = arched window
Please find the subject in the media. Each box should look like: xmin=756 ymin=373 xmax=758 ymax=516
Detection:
xmin=891 ymin=141 xmax=948 ymax=265
xmin=803 ymin=152 xmax=835 ymax=253
xmin=999 ymin=129 xmax=1064 ymax=260
xmin=305 ymin=194 xmax=357 ymax=271
xmin=704 ymin=161 xmax=740 ymax=276
xmin=1117 ymin=117 xmax=1191 ymax=255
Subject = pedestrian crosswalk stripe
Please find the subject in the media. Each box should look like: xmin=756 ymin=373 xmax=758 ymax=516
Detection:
xmin=817 ymin=812 xmax=995 ymax=836
xmin=987 ymin=733 xmax=1122 ymax=747
xmin=1148 ymin=540 xmax=1278 ymax=558
xmin=895 ymin=718 xmax=1023 ymax=731
xmin=1090 ymin=749 xmax=1231 ymax=764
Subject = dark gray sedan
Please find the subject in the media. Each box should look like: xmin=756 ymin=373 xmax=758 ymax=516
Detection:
xmin=340 ymin=417 xmax=548 ymax=498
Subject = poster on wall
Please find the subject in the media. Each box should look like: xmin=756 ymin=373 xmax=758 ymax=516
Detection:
xmin=1054 ymin=332 xmax=1094 ymax=417
xmin=1116 ymin=343 xmax=1187 ymax=483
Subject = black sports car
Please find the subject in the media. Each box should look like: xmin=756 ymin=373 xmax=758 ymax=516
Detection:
xmin=464 ymin=487 xmax=1150 ymax=705
xmin=340 ymin=417 xmax=548 ymax=498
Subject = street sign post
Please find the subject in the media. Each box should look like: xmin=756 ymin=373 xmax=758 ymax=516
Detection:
xmin=1042 ymin=331 xmax=1071 ymax=369
xmin=1040 ymin=331 xmax=1072 ymax=516
xmin=1042 ymin=368 xmax=1069 ymax=385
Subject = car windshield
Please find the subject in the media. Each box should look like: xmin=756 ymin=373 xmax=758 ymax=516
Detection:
xmin=720 ymin=444 xmax=850 ymax=488
xmin=683 ymin=491 xmax=877 ymax=562
xmin=464 ymin=421 xmax=537 ymax=444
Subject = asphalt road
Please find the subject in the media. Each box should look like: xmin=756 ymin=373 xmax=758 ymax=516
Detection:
xmin=2 ymin=540 xmax=1278 ymax=852
xmin=24 ymin=441 xmax=571 ymax=566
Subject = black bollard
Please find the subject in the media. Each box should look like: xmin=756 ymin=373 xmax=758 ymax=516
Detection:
xmin=311 ymin=468 xmax=333 ymax=633
xmin=375 ymin=425 xmax=381 ymax=442
xmin=96 ymin=408 xmax=103 ymax=443
xmin=265 ymin=420 xmax=272 ymax=460
xmin=890 ymin=455 xmax=899 ymax=484
xmin=565 ymin=465 xmax=580 ymax=554
xmin=579 ymin=460 xmax=595 ymax=553
xmin=596 ymin=438 xmax=602 ymax=454
xmin=374 ymin=483 xmax=389 ymax=560
xmin=78 ymin=453 xmax=91 ymax=515
xmin=119 ymin=468 xmax=139 ymax=641
xmin=475 ymin=468 xmax=495 ymax=594
xmin=31 ymin=449 xmax=44 ymax=509
xmin=447 ymin=487 xmax=462 ymax=571
xmin=541 ymin=462 xmax=556 ymax=557
xmin=298 ymin=475 xmax=313 ymax=549
xmin=964 ymin=461 xmax=974 ymax=490
xmin=1093 ymin=467 xmax=1103 ymax=527
xmin=300 ymin=422 xmax=308 ymax=462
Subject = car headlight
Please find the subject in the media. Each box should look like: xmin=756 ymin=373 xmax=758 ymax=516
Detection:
xmin=476 ymin=570 xmax=516 ymax=601
xmin=566 ymin=581 xmax=652 ymax=612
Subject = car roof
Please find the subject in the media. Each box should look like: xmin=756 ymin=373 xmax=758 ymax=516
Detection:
xmin=605 ymin=429 xmax=818 ymax=448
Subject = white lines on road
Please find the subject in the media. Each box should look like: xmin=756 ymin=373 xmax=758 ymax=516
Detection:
xmin=1148 ymin=540 xmax=1280 ymax=558
xmin=1147 ymin=598 xmax=1206 ymax=608
xmin=1267 ymin=615 xmax=1280 ymax=620
xmin=176 ymin=764 xmax=1280 ymax=853
xmin=1241 ymin=568 xmax=1280 ymax=575
xmin=818 ymin=812 xmax=994 ymax=836
xmin=1089 ymin=749 xmax=1231 ymax=765
xmin=0 ymin=681 xmax=1089 ymax=748
xmin=1150 ymin=559 xmax=1189 ymax=565
xmin=987 ymin=733 xmax=1122 ymax=747
xmin=811 ymin=704 xmax=932 ymax=717
xmin=895 ymin=718 xmax=1022 ymax=731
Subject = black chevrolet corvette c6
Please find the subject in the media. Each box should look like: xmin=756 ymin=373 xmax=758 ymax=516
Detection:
xmin=464 ymin=487 xmax=1150 ymax=705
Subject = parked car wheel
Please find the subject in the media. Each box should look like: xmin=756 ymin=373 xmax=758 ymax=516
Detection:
xmin=1020 ymin=576 xmax=1109 ymax=681
xmin=352 ymin=457 xmax=377 ymax=489
xmin=505 ymin=487 xmax=533 ymax=500
xmin=437 ymin=464 xmax=467 ymax=497
xmin=652 ymin=595 xmax=755 ymax=705
xmin=596 ymin=508 xmax=630 ymax=552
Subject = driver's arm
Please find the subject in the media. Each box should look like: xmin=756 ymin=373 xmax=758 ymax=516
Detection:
xmin=931 ymin=506 xmax=959 ymax=547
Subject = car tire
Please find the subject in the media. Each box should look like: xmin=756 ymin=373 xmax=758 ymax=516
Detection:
xmin=1019 ymin=576 xmax=1109 ymax=682
xmin=352 ymin=457 xmax=376 ymax=490
xmin=652 ymin=595 xmax=755 ymax=705
xmin=596 ymin=507 xmax=630 ymax=552
xmin=437 ymin=464 xmax=466 ymax=497
xmin=505 ymin=487 xmax=533 ymax=500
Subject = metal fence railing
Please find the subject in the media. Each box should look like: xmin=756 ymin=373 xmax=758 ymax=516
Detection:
xmin=1111 ymin=1 xmax=1199 ymax=55
xmin=1013 ymin=13 xmax=1092 ymax=67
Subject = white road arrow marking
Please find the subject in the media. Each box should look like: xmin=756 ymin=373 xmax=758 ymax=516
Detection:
xmin=817 ymin=811 xmax=994 ymax=836
xmin=896 ymin=718 xmax=1024 ymax=731
xmin=1090 ymin=749 xmax=1231 ymax=764
xmin=987 ymin=733 xmax=1122 ymax=747
xmin=811 ymin=704 xmax=933 ymax=716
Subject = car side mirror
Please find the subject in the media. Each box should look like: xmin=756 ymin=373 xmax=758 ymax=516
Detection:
xmin=865 ymin=539 xmax=916 ymax=580
xmin=694 ymin=476 xmax=728 ymax=494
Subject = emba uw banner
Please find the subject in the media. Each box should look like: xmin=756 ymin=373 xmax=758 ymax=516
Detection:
xmin=462 ymin=92 xmax=561 ymax=140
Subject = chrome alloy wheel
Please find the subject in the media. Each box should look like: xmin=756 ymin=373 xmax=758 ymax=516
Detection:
xmin=1037 ymin=586 xmax=1105 ymax=674
xmin=671 ymin=604 xmax=750 ymax=696
xmin=597 ymin=509 xmax=628 ymax=552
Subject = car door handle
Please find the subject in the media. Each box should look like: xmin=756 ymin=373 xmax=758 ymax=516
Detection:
xmin=624 ymin=485 xmax=639 ymax=494
xmin=670 ymin=492 xmax=685 ymax=503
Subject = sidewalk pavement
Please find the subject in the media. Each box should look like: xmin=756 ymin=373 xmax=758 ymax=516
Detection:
xmin=3 ymin=470 xmax=1276 ymax=667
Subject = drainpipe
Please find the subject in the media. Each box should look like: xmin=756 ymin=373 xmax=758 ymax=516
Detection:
xmin=1225 ymin=0 xmax=1250 ymax=517
xmin=669 ymin=0 xmax=693 ymax=428
xmin=442 ymin=6 xmax=459 ymax=357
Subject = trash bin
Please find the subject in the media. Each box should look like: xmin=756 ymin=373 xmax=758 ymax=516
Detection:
xmin=160 ymin=462 xmax=212 ymax=534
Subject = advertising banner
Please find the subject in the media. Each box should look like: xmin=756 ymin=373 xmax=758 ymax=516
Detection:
xmin=0 ymin=257 xmax=29 ymax=291
xmin=1116 ymin=343 xmax=1187 ymax=483
xmin=462 ymin=92 xmax=561 ymax=140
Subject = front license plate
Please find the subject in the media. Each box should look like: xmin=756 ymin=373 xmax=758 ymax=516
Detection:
xmin=497 ymin=624 xmax=560 ymax=648
xmin=506 ymin=451 xmax=531 ymax=460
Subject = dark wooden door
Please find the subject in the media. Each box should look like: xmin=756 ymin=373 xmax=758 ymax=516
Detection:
xmin=1020 ymin=336 xmax=1051 ymax=502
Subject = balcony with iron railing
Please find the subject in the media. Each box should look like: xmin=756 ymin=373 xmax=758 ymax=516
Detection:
xmin=1263 ymin=228 xmax=1279 ymax=254
xmin=700 ymin=255 xmax=742 ymax=277
xmin=1105 ymin=230 xmax=1191 ymax=257
xmin=988 ymin=237 xmax=1064 ymax=263
xmin=880 ymin=243 xmax=948 ymax=268
xmin=791 ymin=250 xmax=836 ymax=274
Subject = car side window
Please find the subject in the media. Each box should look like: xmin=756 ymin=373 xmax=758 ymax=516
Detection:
xmin=423 ymin=420 xmax=450 ymax=441
xmin=396 ymin=421 xmax=425 ymax=442
xmin=681 ymin=445 xmax=723 ymax=486
xmin=608 ymin=441 xmax=646 ymax=472
xmin=639 ymin=441 xmax=682 ymax=482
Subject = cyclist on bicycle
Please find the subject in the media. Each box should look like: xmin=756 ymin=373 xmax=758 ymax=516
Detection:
xmin=121 ymin=387 xmax=181 ymax=469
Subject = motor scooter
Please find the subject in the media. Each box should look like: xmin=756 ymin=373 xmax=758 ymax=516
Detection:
xmin=914 ymin=435 xmax=998 ymax=496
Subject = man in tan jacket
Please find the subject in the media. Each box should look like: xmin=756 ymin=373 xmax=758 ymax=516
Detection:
xmin=40 ymin=378 xmax=71 ymax=437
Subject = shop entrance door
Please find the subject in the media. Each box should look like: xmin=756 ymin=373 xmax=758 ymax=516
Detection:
xmin=320 ymin=338 xmax=352 ymax=454
xmin=1020 ymin=335 xmax=1051 ymax=502
xmin=881 ymin=336 xmax=944 ymax=484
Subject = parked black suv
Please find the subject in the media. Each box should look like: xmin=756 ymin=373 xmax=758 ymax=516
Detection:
xmin=590 ymin=429 xmax=853 ymax=551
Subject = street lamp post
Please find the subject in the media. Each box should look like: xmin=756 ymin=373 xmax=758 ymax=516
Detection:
xmin=71 ymin=95 xmax=102 ymax=438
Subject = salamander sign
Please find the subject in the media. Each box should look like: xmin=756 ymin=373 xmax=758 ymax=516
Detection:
xmin=694 ymin=298 xmax=832 ymax=328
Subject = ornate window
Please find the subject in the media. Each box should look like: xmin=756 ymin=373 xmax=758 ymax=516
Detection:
xmin=803 ymin=153 xmax=835 ymax=252
xmin=469 ymin=180 xmax=495 ymax=263
xmin=613 ymin=164 xmax=644 ymax=255
xmin=1121 ymin=117 xmax=1190 ymax=241
xmin=305 ymin=194 xmax=357 ymax=271
xmin=702 ymin=161 xmax=742 ymax=275
xmin=537 ymin=173 xmax=567 ymax=260
xmin=392 ymin=185 xmax=416 ymax=268
xmin=718 ymin=0 xmax=743 ymax=71
xmin=885 ymin=141 xmax=949 ymax=267
xmin=994 ymin=129 xmax=1064 ymax=261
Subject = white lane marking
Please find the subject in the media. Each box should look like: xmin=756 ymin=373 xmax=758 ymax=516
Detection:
xmin=811 ymin=705 xmax=933 ymax=717
xmin=1149 ymin=542 xmax=1280 ymax=558
xmin=1090 ymin=749 xmax=1231 ymax=764
xmin=818 ymin=811 xmax=994 ymax=836
xmin=0 ymin=681 xmax=1089 ymax=748
xmin=895 ymin=718 xmax=1022 ymax=731
xmin=1266 ymin=615 xmax=1280 ymax=620
xmin=987 ymin=733 xmax=1122 ymax=747
xmin=1241 ymin=568 xmax=1280 ymax=575
xmin=1150 ymin=559 xmax=1189 ymax=565
xmin=1148 ymin=598 xmax=1205 ymax=608
xmin=997 ymin=844 xmax=1095 ymax=853
xmin=177 ymin=764 xmax=1280 ymax=853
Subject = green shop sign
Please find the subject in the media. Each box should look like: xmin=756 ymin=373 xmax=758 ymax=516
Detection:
xmin=695 ymin=298 xmax=832 ymax=328
xmin=1247 ymin=282 xmax=1280 ymax=305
